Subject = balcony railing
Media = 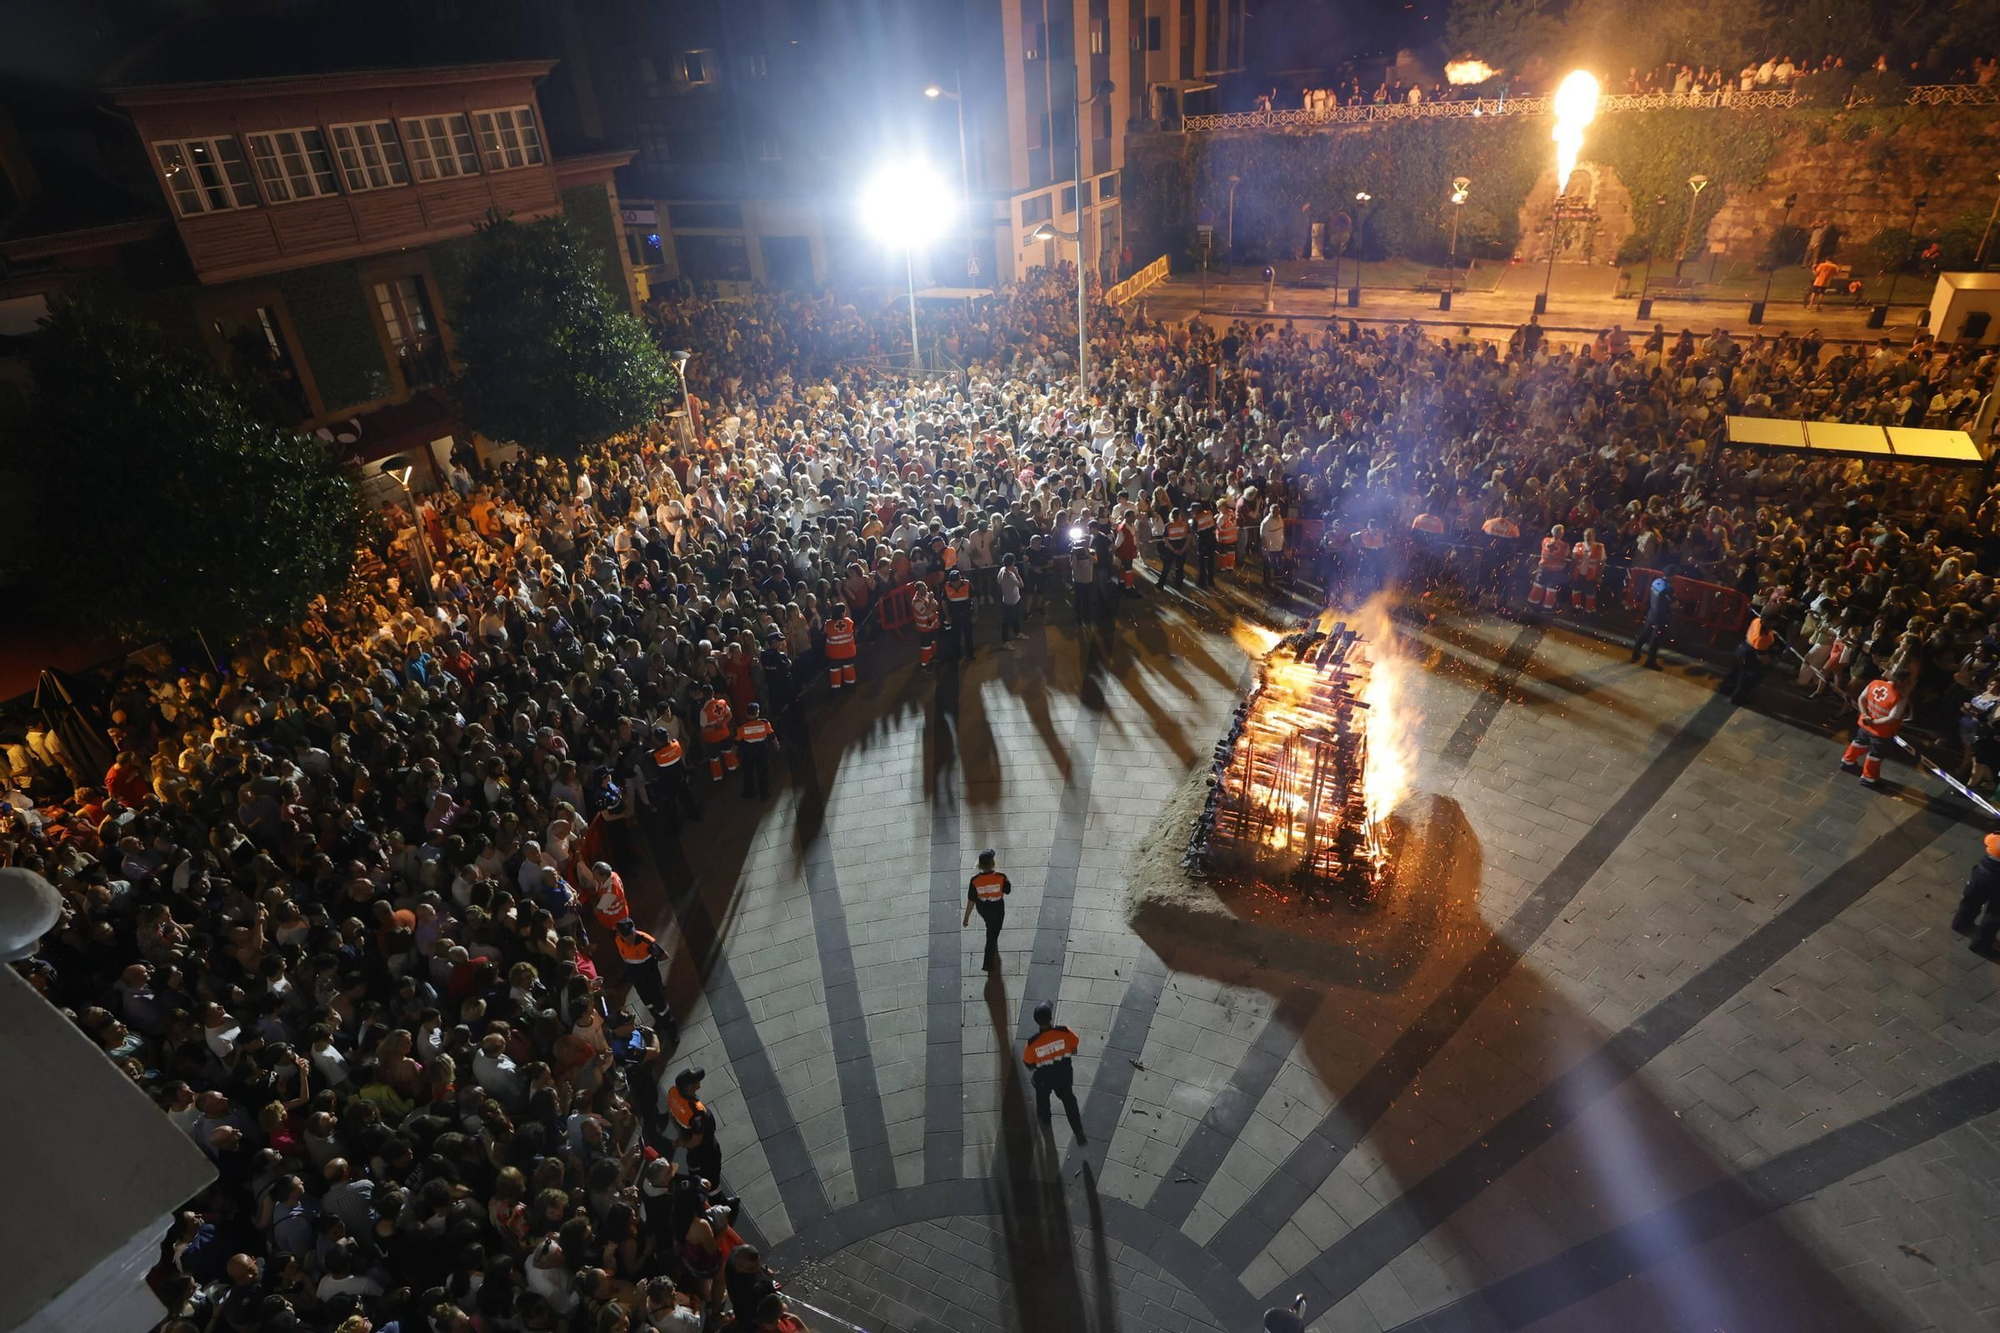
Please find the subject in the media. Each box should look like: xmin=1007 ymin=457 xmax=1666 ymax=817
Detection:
xmin=1179 ymin=83 xmax=1999 ymax=132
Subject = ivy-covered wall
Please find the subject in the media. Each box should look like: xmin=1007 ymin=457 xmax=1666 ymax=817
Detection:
xmin=1127 ymin=106 xmax=2000 ymax=275
xmin=560 ymin=183 xmax=630 ymax=307
xmin=274 ymin=263 xmax=393 ymax=416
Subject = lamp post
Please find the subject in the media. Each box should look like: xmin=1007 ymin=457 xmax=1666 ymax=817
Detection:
xmin=1069 ymin=71 xmax=1116 ymax=395
xmin=1879 ymin=191 xmax=1929 ymax=326
xmin=670 ymin=349 xmax=694 ymax=449
xmin=861 ymin=160 xmax=957 ymax=372
xmin=1537 ymin=192 xmax=1562 ymax=316
xmin=923 ymin=77 xmax=971 ymax=215
xmin=1032 ymin=220 xmax=1088 ymax=379
xmin=381 ymin=454 xmax=435 ymax=605
xmin=1636 ymin=194 xmax=1667 ymax=320
xmin=1974 ymin=171 xmax=2000 ymax=269
xmin=1751 ymin=191 xmax=1798 ymax=325
xmin=1226 ymin=174 xmax=1242 ymax=257
xmin=1444 ymin=176 xmax=1469 ymax=310
xmin=1677 ymin=173 xmax=1710 ymax=277
xmin=1350 ymin=191 xmax=1372 ymax=308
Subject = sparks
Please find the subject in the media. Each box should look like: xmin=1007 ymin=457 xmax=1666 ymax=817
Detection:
xmin=1551 ymin=70 xmax=1600 ymax=195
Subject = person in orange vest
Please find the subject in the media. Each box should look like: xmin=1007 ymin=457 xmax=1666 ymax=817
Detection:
xmin=960 ymin=847 xmax=1010 ymax=972
xmin=1161 ymin=509 xmax=1191 ymax=589
xmin=1216 ymin=506 xmax=1240 ymax=575
xmin=824 ymin=602 xmax=857 ymax=691
xmin=1720 ymin=612 xmax=1779 ymax=705
xmin=1193 ymin=500 xmax=1219 ymax=588
xmin=666 ymin=1066 xmax=722 ymax=1185
xmin=736 ymin=702 xmax=775 ymax=800
xmin=1954 ymin=834 xmax=2000 ymax=960
xmin=591 ymin=862 xmax=631 ymax=933
xmin=699 ymin=687 xmax=736 ymax=783
xmin=1569 ymin=527 xmax=1606 ymax=614
xmin=614 ymin=917 xmax=671 ymax=1022
xmin=1114 ymin=510 xmax=1142 ymax=591
xmin=943 ymin=568 xmax=976 ymax=660
xmin=650 ymin=723 xmax=703 ymax=829
xmin=1840 ymin=670 xmax=1912 ymax=787
xmin=911 ymin=582 xmax=941 ymax=669
xmin=1023 ymin=1001 xmax=1085 ymax=1143
xmin=1526 ymin=523 xmax=1569 ymax=611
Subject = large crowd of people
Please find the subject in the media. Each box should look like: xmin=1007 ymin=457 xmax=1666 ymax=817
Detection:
xmin=3 ymin=258 xmax=1999 ymax=1333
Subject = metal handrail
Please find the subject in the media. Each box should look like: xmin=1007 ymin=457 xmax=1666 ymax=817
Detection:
xmin=1180 ymin=83 xmax=1998 ymax=131
xmin=1107 ymin=255 xmax=1170 ymax=304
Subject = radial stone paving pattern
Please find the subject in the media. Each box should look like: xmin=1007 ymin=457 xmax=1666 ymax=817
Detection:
xmin=619 ymin=599 xmax=2000 ymax=1333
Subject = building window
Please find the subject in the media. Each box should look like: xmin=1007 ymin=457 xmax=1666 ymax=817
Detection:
xmin=245 ymin=129 xmax=338 ymax=204
xmin=1024 ymin=20 xmax=1044 ymax=61
xmin=680 ymin=50 xmax=720 ymax=85
xmin=210 ymin=303 xmax=311 ymax=422
xmin=742 ymin=52 xmax=769 ymax=77
xmin=328 ymin=122 xmax=410 ymax=192
xmin=472 ymin=107 xmax=546 ymax=172
xmin=1097 ymin=102 xmax=1112 ymax=139
xmin=1090 ymin=19 xmax=1107 ymax=54
xmin=1098 ymin=171 xmax=1118 ymax=198
xmin=401 ymin=114 xmax=481 ymax=180
xmin=1062 ymin=184 xmax=1077 ymax=213
xmin=1147 ymin=16 xmax=1162 ymax=50
xmin=1022 ymin=194 xmax=1052 ymax=226
xmin=1028 ymin=110 xmax=1047 ymax=149
xmin=373 ymin=275 xmax=448 ymax=390
xmin=154 ymin=136 xmax=257 ymax=215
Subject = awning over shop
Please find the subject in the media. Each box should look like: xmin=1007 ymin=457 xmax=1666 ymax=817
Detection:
xmin=1725 ymin=417 xmax=1985 ymax=465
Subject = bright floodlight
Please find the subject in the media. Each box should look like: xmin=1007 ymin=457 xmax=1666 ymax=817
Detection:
xmin=860 ymin=160 xmax=957 ymax=249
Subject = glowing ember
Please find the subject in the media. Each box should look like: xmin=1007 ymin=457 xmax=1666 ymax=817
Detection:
xmin=1189 ymin=605 xmax=1410 ymax=896
xmin=1445 ymin=59 xmax=1497 ymax=85
xmin=1551 ymin=70 xmax=1600 ymax=194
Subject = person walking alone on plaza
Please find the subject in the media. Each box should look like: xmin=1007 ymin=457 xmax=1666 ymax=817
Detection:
xmin=962 ymin=848 xmax=1009 ymax=972
xmin=1840 ymin=669 xmax=1913 ymax=788
xmin=1630 ymin=576 xmax=1673 ymax=668
xmin=1068 ymin=534 xmax=1097 ymax=626
xmin=1023 ymin=1001 xmax=1086 ymax=1144
xmin=1956 ymin=834 xmax=2000 ymax=960
xmin=996 ymin=553 xmax=1024 ymax=648
xmin=699 ymin=687 xmax=736 ymax=783
xmin=1259 ymin=503 xmax=1287 ymax=590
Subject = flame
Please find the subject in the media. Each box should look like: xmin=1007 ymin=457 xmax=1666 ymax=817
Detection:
xmin=1351 ymin=595 xmax=1419 ymax=830
xmin=1445 ymin=59 xmax=1497 ymax=85
xmin=1551 ymin=70 xmax=1600 ymax=195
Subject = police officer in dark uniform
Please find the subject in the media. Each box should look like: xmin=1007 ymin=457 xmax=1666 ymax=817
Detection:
xmin=648 ymin=724 xmax=703 ymax=830
xmin=760 ymin=630 xmax=795 ymax=718
xmin=1194 ymin=499 xmax=1219 ymax=589
xmin=1023 ymin=1001 xmax=1086 ymax=1143
xmin=1629 ymin=575 xmax=1673 ymax=669
xmin=960 ymin=847 xmax=1009 ymax=972
xmin=1956 ymin=833 xmax=2000 ymax=960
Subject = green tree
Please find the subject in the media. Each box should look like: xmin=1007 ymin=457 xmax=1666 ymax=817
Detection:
xmin=449 ymin=212 xmax=670 ymax=459
xmin=19 ymin=298 xmax=358 ymax=640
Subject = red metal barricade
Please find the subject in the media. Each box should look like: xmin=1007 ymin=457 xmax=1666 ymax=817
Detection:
xmin=872 ymin=582 xmax=916 ymax=640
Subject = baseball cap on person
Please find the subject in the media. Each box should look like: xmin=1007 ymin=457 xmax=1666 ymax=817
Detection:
xmin=978 ymin=848 xmax=996 ymax=866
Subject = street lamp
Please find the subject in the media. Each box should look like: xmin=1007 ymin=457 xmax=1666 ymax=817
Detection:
xmin=381 ymin=454 xmax=435 ymax=605
xmin=1537 ymin=189 xmax=1563 ymax=315
xmin=1031 ymin=219 xmax=1089 ymax=377
xmin=669 ymin=349 xmax=694 ymax=449
xmin=1445 ymin=176 xmax=1470 ymax=309
xmin=860 ymin=159 xmax=957 ymax=372
xmin=1350 ymin=191 xmax=1372 ymax=307
xmin=1677 ymin=173 xmax=1710 ymax=277
xmin=1226 ymin=174 xmax=1242 ymax=256
xmin=1879 ymin=191 xmax=1929 ymax=326
xmin=1974 ymin=171 xmax=2000 ymax=269
xmin=1752 ymin=191 xmax=1798 ymax=325
xmin=923 ymin=77 xmax=971 ymax=216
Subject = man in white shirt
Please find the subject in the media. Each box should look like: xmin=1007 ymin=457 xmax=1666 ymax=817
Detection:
xmin=1259 ymin=507 xmax=1287 ymax=588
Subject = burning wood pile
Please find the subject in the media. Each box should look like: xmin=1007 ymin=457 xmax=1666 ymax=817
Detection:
xmin=1186 ymin=617 xmax=1387 ymax=897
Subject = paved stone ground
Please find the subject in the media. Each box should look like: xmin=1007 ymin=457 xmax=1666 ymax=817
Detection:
xmin=617 ymin=587 xmax=2000 ymax=1333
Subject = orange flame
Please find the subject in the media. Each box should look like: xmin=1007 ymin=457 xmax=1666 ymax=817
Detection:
xmin=1446 ymin=59 xmax=1498 ymax=85
xmin=1351 ymin=595 xmax=1418 ymax=831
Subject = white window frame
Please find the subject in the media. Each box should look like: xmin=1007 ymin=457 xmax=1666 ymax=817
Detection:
xmin=472 ymin=106 xmax=546 ymax=172
xmin=153 ymin=136 xmax=259 ymax=215
xmin=679 ymin=50 xmax=719 ymax=85
xmin=328 ymin=121 xmax=410 ymax=192
xmin=245 ymin=128 xmax=339 ymax=204
xmin=400 ymin=114 xmax=482 ymax=181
